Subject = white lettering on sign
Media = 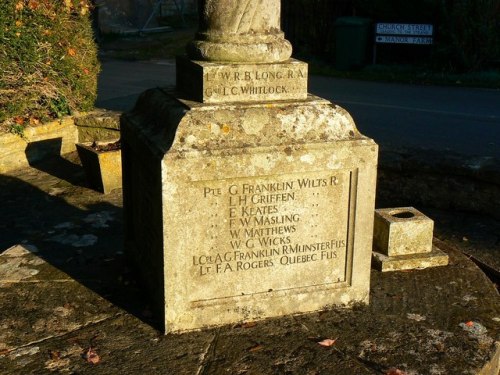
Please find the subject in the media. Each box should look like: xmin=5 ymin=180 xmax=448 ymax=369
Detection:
xmin=375 ymin=35 xmax=433 ymax=45
xmin=376 ymin=23 xmax=433 ymax=36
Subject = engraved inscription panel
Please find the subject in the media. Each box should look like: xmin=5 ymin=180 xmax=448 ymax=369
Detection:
xmin=202 ymin=63 xmax=308 ymax=103
xmin=187 ymin=170 xmax=354 ymax=303
xmin=177 ymin=58 xmax=308 ymax=103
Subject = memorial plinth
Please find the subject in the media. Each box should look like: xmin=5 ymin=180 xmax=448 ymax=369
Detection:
xmin=121 ymin=0 xmax=378 ymax=333
xmin=121 ymin=92 xmax=377 ymax=332
xmin=176 ymin=57 xmax=308 ymax=103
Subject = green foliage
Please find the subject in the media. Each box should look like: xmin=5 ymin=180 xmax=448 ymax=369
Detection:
xmin=0 ymin=0 xmax=100 ymax=133
xmin=354 ymin=0 xmax=438 ymax=23
xmin=9 ymin=123 xmax=25 ymax=137
xmin=282 ymin=0 xmax=353 ymax=57
xmin=435 ymin=0 xmax=500 ymax=71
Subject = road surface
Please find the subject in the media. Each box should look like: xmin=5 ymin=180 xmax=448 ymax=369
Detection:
xmin=97 ymin=59 xmax=500 ymax=158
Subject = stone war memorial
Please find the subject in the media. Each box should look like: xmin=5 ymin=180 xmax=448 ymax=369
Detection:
xmin=121 ymin=0 xmax=378 ymax=333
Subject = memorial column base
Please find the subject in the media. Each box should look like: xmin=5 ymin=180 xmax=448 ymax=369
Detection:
xmin=120 ymin=89 xmax=378 ymax=333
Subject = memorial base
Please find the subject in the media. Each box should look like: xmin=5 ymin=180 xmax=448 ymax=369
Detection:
xmin=176 ymin=57 xmax=308 ymax=104
xmin=121 ymin=88 xmax=378 ymax=333
xmin=372 ymin=245 xmax=449 ymax=272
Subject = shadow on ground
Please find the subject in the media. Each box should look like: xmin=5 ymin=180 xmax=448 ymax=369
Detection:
xmin=0 ymin=155 xmax=159 ymax=329
xmin=25 ymin=139 xmax=88 ymax=188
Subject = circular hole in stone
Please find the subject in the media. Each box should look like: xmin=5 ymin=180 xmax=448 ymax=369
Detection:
xmin=390 ymin=210 xmax=415 ymax=219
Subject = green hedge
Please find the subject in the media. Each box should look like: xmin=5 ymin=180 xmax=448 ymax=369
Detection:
xmin=435 ymin=0 xmax=500 ymax=71
xmin=0 ymin=0 xmax=99 ymax=134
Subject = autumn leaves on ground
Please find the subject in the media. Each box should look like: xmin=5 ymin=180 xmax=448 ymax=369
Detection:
xmin=0 ymin=0 xmax=99 ymax=135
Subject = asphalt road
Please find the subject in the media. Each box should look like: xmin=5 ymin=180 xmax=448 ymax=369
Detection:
xmin=309 ymin=76 xmax=500 ymax=158
xmin=97 ymin=59 xmax=500 ymax=158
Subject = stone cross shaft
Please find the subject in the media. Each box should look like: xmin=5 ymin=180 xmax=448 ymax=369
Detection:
xmin=187 ymin=0 xmax=292 ymax=63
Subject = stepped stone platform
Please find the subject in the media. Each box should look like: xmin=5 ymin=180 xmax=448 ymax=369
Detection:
xmin=0 ymin=157 xmax=498 ymax=374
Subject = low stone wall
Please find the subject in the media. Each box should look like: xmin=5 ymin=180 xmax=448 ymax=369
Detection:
xmin=0 ymin=118 xmax=78 ymax=174
xmin=74 ymin=110 xmax=121 ymax=143
xmin=0 ymin=110 xmax=121 ymax=174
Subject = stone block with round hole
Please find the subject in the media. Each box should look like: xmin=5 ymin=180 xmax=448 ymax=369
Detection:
xmin=373 ymin=207 xmax=433 ymax=256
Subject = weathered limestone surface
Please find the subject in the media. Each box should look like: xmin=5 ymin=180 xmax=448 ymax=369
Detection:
xmin=0 ymin=118 xmax=77 ymax=173
xmin=372 ymin=207 xmax=449 ymax=271
xmin=76 ymin=143 xmax=122 ymax=194
xmin=372 ymin=246 xmax=450 ymax=272
xmin=74 ymin=110 xmax=121 ymax=143
xmin=177 ymin=58 xmax=308 ymax=103
xmin=187 ymin=0 xmax=292 ymax=63
xmin=374 ymin=207 xmax=433 ymax=256
xmin=121 ymin=0 xmax=378 ymax=334
xmin=121 ymin=89 xmax=378 ymax=333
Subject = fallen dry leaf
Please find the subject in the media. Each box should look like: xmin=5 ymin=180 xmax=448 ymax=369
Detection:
xmin=83 ymin=347 xmax=100 ymax=365
xmin=317 ymin=338 xmax=336 ymax=347
xmin=249 ymin=344 xmax=263 ymax=352
xmin=317 ymin=311 xmax=328 ymax=319
xmin=28 ymin=0 xmax=40 ymax=10
xmin=434 ymin=342 xmax=445 ymax=353
xmin=49 ymin=350 xmax=61 ymax=360
xmin=385 ymin=369 xmax=407 ymax=375
xmin=45 ymin=357 xmax=71 ymax=371
xmin=241 ymin=321 xmax=257 ymax=329
xmin=29 ymin=117 xmax=40 ymax=125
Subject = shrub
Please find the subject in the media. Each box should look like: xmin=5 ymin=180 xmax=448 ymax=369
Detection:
xmin=0 ymin=0 xmax=99 ymax=134
xmin=435 ymin=0 xmax=500 ymax=71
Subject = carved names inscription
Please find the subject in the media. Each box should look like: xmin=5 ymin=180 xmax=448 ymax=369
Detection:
xmin=177 ymin=58 xmax=308 ymax=104
xmin=189 ymin=170 xmax=354 ymax=302
xmin=202 ymin=63 xmax=308 ymax=102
